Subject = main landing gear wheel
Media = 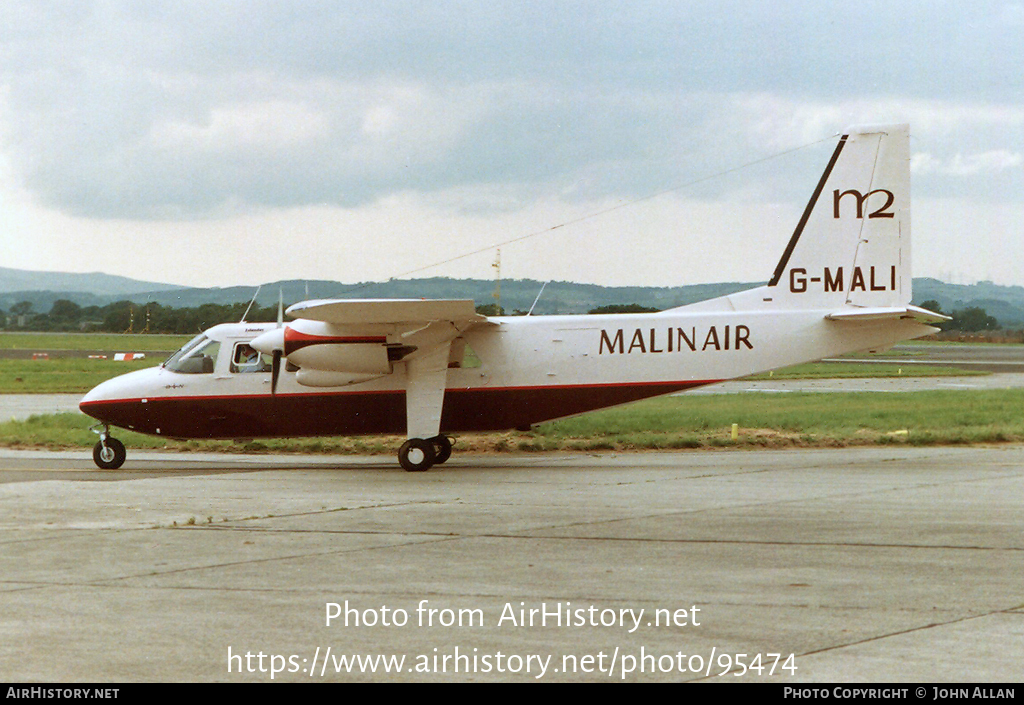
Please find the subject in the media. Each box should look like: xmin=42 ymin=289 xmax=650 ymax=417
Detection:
xmin=431 ymin=435 xmax=453 ymax=465
xmin=93 ymin=437 xmax=126 ymax=470
xmin=398 ymin=438 xmax=436 ymax=472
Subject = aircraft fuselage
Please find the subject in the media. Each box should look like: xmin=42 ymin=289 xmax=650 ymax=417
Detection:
xmin=79 ymin=306 xmax=931 ymax=441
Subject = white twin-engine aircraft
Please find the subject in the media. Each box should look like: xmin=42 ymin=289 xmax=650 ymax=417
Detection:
xmin=81 ymin=124 xmax=946 ymax=471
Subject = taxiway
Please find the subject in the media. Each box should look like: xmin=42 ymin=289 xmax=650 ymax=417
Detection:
xmin=0 ymin=446 xmax=1021 ymax=682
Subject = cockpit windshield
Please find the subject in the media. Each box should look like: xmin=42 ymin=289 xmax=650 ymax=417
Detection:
xmin=163 ymin=334 xmax=206 ymax=368
xmin=163 ymin=335 xmax=221 ymax=374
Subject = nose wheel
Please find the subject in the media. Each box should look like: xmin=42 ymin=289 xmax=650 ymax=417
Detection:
xmin=90 ymin=424 xmax=126 ymax=469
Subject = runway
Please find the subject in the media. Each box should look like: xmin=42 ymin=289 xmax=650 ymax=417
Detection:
xmin=1 ymin=446 xmax=1021 ymax=682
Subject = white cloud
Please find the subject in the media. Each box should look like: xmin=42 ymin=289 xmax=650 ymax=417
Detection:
xmin=1000 ymin=2 xmax=1024 ymax=26
xmin=734 ymin=94 xmax=1024 ymax=148
xmin=149 ymin=100 xmax=330 ymax=152
xmin=912 ymin=150 xmax=1023 ymax=176
xmin=0 ymin=2 xmax=1022 ymax=285
xmin=914 ymin=197 xmax=1024 ymax=286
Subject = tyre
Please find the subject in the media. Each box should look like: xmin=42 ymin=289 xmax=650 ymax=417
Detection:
xmin=93 ymin=438 xmax=126 ymax=470
xmin=398 ymin=438 xmax=435 ymax=472
xmin=432 ymin=435 xmax=453 ymax=464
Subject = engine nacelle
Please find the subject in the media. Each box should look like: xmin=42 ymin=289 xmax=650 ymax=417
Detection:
xmin=287 ymin=342 xmax=392 ymax=374
xmin=295 ymin=369 xmax=386 ymax=388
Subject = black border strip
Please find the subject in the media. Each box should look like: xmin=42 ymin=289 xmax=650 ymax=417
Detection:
xmin=767 ymin=134 xmax=849 ymax=287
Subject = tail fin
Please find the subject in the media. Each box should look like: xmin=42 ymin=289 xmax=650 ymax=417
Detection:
xmin=766 ymin=124 xmax=910 ymax=309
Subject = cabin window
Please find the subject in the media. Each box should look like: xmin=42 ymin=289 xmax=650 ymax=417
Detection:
xmin=461 ymin=342 xmax=482 ymax=369
xmin=164 ymin=337 xmax=221 ymax=374
xmin=231 ymin=342 xmax=272 ymax=373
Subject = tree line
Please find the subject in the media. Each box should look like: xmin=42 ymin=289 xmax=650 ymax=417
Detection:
xmin=2 ymin=299 xmax=282 ymax=334
xmin=917 ymin=301 xmax=999 ymax=333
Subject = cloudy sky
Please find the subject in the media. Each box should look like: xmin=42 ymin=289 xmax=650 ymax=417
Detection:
xmin=0 ymin=1 xmax=1021 ymax=290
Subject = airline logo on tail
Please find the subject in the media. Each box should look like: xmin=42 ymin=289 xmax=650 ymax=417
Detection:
xmin=832 ymin=189 xmax=895 ymax=219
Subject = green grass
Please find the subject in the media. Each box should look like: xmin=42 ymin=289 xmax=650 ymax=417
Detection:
xmin=0 ymin=332 xmax=190 ymax=394
xmin=534 ymin=390 xmax=1024 ymax=448
xmin=0 ymin=332 xmax=191 ymax=351
xmin=6 ymin=389 xmax=1024 ymax=454
xmin=0 ymin=358 xmax=157 ymax=393
xmin=747 ymin=362 xmax=984 ymax=379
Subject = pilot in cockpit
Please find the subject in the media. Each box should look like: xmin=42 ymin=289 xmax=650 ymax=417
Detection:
xmin=232 ymin=343 xmax=271 ymax=373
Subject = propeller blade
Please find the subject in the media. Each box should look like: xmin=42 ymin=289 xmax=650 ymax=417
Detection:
xmin=271 ymin=350 xmax=282 ymax=395
xmin=277 ymin=290 xmax=284 ymax=328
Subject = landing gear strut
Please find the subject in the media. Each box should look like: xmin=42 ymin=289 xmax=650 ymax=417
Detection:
xmin=90 ymin=423 xmax=126 ymax=470
xmin=398 ymin=435 xmax=453 ymax=472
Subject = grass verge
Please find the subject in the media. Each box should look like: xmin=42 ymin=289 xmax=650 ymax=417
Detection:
xmin=746 ymin=362 xmax=985 ymax=379
xmin=0 ymin=359 xmax=156 ymax=393
xmin=0 ymin=332 xmax=191 ymax=351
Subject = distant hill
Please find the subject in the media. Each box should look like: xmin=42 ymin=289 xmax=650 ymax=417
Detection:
xmin=0 ymin=273 xmax=754 ymax=317
xmin=913 ymin=279 xmax=1024 ymax=328
xmin=1 ymin=267 xmax=1023 ymax=326
xmin=0 ymin=267 xmax=183 ymax=298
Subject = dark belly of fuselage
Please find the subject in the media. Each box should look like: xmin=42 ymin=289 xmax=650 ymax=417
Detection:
xmin=79 ymin=381 xmax=712 ymax=439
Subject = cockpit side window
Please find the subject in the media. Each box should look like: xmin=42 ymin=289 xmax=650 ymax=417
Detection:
xmin=231 ymin=342 xmax=271 ymax=373
xmin=164 ymin=337 xmax=221 ymax=374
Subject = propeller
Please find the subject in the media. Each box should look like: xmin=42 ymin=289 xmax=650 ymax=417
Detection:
xmin=271 ymin=290 xmax=283 ymax=395
xmin=271 ymin=349 xmax=282 ymax=395
xmin=251 ymin=290 xmax=287 ymax=395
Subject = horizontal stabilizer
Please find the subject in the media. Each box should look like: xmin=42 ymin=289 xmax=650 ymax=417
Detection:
xmin=825 ymin=305 xmax=950 ymax=324
xmin=286 ymin=298 xmax=492 ymax=326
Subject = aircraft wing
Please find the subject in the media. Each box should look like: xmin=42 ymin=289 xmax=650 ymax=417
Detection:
xmin=257 ymin=298 xmax=496 ymax=445
xmin=286 ymin=298 xmax=493 ymax=327
xmin=253 ymin=298 xmax=495 ymax=382
xmin=825 ymin=305 xmax=950 ymax=324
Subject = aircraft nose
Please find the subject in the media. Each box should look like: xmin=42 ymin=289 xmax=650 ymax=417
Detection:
xmin=80 ymin=375 xmax=118 ymax=409
xmin=251 ymin=327 xmax=285 ymax=355
xmin=79 ymin=367 xmax=160 ymax=420
xmin=80 ymin=376 xmax=122 ymax=423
